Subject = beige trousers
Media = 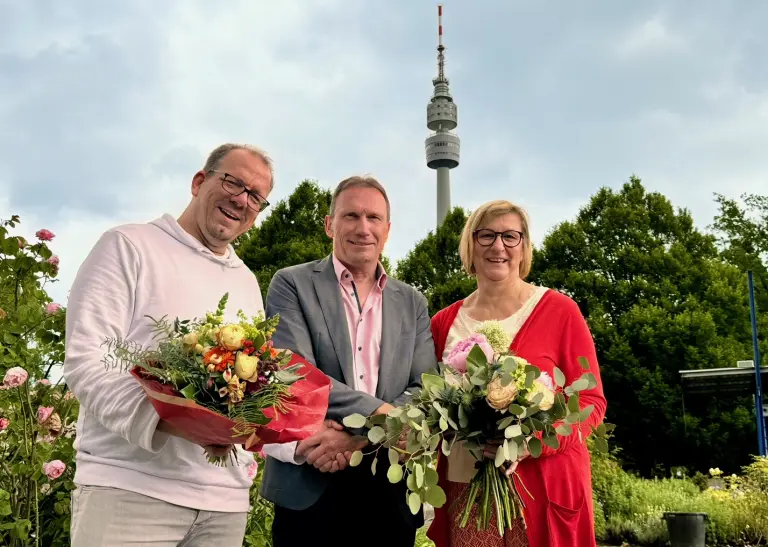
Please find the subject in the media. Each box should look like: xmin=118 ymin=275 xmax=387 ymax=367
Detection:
xmin=70 ymin=486 xmax=248 ymax=546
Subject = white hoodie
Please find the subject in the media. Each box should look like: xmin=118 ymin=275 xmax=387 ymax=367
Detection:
xmin=64 ymin=214 xmax=270 ymax=512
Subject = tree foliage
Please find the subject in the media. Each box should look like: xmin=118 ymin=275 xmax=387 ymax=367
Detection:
xmin=237 ymin=180 xmax=334 ymax=300
xmin=712 ymin=192 xmax=768 ymax=310
xmin=529 ymin=177 xmax=759 ymax=475
xmin=395 ymin=207 xmax=476 ymax=313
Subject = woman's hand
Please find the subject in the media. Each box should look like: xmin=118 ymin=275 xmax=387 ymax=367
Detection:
xmin=481 ymin=438 xmax=531 ymax=476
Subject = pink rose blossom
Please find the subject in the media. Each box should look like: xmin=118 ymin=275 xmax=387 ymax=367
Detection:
xmin=536 ymin=371 xmax=555 ymax=391
xmin=35 ymin=229 xmax=55 ymax=241
xmin=247 ymin=460 xmax=259 ymax=480
xmin=3 ymin=367 xmax=29 ymax=389
xmin=37 ymin=406 xmax=54 ymax=425
xmin=47 ymin=256 xmax=59 ymax=266
xmin=45 ymin=303 xmax=61 ymax=315
xmin=42 ymin=460 xmax=66 ymax=480
xmin=37 ymin=379 xmax=51 ymax=386
xmin=0 ymin=418 xmax=9 ymax=431
xmin=444 ymin=333 xmax=495 ymax=373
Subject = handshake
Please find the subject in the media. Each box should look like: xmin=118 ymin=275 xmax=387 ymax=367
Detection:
xmin=296 ymin=419 xmax=369 ymax=473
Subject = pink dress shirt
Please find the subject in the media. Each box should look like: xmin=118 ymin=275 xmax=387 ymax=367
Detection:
xmin=332 ymin=254 xmax=387 ymax=397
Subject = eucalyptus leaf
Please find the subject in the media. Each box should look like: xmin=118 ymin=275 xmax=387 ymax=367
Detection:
xmin=495 ymin=445 xmax=506 ymax=467
xmin=343 ymin=414 xmax=368 ymax=429
xmin=567 ymin=394 xmax=581 ymax=414
xmin=415 ymin=463 xmax=424 ymax=488
xmin=368 ymin=426 xmax=386 ymax=444
xmin=387 ymin=407 xmax=404 ymax=419
xmin=528 ymin=437 xmax=543 ymax=458
xmin=497 ymin=416 xmax=515 ymax=430
xmin=467 ymin=344 xmax=490 ymax=367
xmin=387 ymin=464 xmax=404 ymax=483
xmin=408 ymin=492 xmax=422 ymax=515
xmin=458 ymin=405 xmax=469 ymax=428
xmin=441 ymin=438 xmax=452 ymax=456
xmin=388 ymin=448 xmax=400 ymax=466
xmin=507 ymin=439 xmax=519 ymax=461
xmin=505 ymin=424 xmax=522 ymax=438
xmin=577 ymin=356 xmax=590 ymax=370
xmin=556 ymin=424 xmax=573 ymax=436
xmin=407 ymin=408 xmax=423 ymax=420
xmin=579 ymin=404 xmax=595 ymax=421
xmin=407 ymin=473 xmax=417 ymax=491
xmin=371 ymin=456 xmax=377 ymax=475
xmin=426 ymin=466 xmax=439 ymax=486
xmin=424 ymin=485 xmax=447 ymax=508
xmin=571 ymin=378 xmax=590 ymax=392
xmin=583 ymin=372 xmax=598 ymax=389
xmin=349 ymin=451 xmax=364 ymax=467
xmin=553 ymin=367 xmax=566 ymax=388
xmin=508 ymin=404 xmax=525 ymax=416
xmin=542 ymin=433 xmax=560 ymax=450
xmin=439 ymin=417 xmax=448 ymax=431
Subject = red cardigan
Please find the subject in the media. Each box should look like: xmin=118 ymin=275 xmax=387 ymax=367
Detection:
xmin=426 ymin=290 xmax=606 ymax=547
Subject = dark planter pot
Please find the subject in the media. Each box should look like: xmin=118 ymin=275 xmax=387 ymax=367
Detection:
xmin=662 ymin=512 xmax=707 ymax=547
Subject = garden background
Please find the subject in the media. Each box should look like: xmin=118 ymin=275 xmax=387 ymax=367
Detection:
xmin=1 ymin=177 xmax=767 ymax=546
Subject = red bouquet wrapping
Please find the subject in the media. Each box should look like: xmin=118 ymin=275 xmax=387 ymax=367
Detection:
xmin=103 ymin=293 xmax=332 ymax=463
xmin=131 ymin=352 xmax=330 ymax=452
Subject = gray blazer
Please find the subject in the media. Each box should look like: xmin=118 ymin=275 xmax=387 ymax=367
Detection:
xmin=259 ymin=255 xmax=437 ymax=511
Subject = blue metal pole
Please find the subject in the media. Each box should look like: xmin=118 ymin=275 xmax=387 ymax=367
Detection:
xmin=748 ymin=271 xmax=766 ymax=457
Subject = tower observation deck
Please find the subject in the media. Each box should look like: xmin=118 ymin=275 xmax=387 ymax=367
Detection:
xmin=425 ymin=4 xmax=460 ymax=227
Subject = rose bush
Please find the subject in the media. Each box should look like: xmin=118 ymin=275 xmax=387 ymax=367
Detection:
xmin=0 ymin=215 xmax=77 ymax=547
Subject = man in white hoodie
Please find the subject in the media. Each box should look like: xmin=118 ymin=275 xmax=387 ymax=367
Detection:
xmin=64 ymin=143 xmax=280 ymax=546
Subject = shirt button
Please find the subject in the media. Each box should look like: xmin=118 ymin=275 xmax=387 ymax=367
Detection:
xmin=359 ymin=375 xmax=364 ymax=380
xmin=358 ymin=347 xmax=362 ymax=351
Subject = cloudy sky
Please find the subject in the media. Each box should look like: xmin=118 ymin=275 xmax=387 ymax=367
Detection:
xmin=2 ymin=0 xmax=767 ymax=307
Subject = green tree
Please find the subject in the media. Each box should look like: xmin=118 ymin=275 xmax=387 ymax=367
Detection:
xmin=395 ymin=207 xmax=476 ymax=313
xmin=529 ymin=177 xmax=757 ymax=475
xmin=712 ymin=192 xmax=768 ymax=310
xmin=237 ymin=180 xmax=333 ymax=299
xmin=237 ymin=180 xmax=394 ymax=298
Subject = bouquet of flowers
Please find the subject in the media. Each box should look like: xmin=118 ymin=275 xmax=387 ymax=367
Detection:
xmin=103 ymin=293 xmax=331 ymax=465
xmin=343 ymin=321 xmax=611 ymax=536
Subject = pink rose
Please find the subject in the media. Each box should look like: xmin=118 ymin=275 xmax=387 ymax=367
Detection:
xmin=45 ymin=303 xmax=61 ymax=315
xmin=247 ymin=460 xmax=259 ymax=480
xmin=536 ymin=371 xmax=555 ymax=391
xmin=37 ymin=379 xmax=51 ymax=386
xmin=3 ymin=367 xmax=29 ymax=389
xmin=37 ymin=406 xmax=54 ymax=425
xmin=35 ymin=229 xmax=55 ymax=241
xmin=42 ymin=460 xmax=66 ymax=480
xmin=47 ymin=256 xmax=59 ymax=266
xmin=0 ymin=418 xmax=9 ymax=431
xmin=444 ymin=333 xmax=495 ymax=373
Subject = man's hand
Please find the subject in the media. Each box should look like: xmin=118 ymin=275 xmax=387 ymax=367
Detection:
xmin=297 ymin=420 xmax=367 ymax=473
xmin=374 ymin=403 xmax=395 ymax=415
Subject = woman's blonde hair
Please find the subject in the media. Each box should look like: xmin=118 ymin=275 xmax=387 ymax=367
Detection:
xmin=458 ymin=200 xmax=533 ymax=279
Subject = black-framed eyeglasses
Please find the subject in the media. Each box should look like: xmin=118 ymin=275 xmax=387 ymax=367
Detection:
xmin=207 ymin=170 xmax=270 ymax=212
xmin=473 ymin=228 xmax=524 ymax=248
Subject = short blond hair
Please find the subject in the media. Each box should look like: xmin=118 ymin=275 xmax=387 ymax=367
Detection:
xmin=459 ymin=200 xmax=533 ymax=279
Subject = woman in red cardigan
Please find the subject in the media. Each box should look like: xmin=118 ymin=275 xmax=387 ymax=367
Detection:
xmin=426 ymin=199 xmax=607 ymax=547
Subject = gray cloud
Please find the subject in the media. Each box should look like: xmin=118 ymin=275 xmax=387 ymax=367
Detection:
xmin=1 ymin=0 xmax=767 ymax=306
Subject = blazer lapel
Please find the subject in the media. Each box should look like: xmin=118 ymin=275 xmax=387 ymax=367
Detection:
xmin=312 ymin=257 xmax=355 ymax=386
xmin=377 ymin=283 xmax=403 ymax=400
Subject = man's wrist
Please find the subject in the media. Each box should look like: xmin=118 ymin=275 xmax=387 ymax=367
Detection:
xmin=374 ymin=403 xmax=395 ymax=415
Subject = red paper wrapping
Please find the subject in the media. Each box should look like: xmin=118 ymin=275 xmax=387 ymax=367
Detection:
xmin=130 ymin=352 xmax=331 ymax=451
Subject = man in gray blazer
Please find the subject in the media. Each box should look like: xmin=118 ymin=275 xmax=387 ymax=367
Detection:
xmin=259 ymin=175 xmax=437 ymax=547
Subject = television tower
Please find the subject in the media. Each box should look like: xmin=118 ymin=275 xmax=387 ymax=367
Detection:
xmin=425 ymin=4 xmax=460 ymax=227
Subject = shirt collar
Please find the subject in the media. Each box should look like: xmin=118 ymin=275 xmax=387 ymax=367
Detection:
xmin=332 ymin=253 xmax=388 ymax=290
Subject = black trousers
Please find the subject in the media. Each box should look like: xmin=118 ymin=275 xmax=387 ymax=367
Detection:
xmin=272 ymin=455 xmax=422 ymax=547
